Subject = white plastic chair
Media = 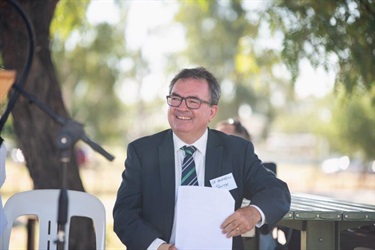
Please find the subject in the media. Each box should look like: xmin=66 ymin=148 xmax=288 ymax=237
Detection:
xmin=0 ymin=189 xmax=106 ymax=250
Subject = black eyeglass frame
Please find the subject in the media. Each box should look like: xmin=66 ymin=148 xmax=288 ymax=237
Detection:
xmin=166 ymin=95 xmax=213 ymax=109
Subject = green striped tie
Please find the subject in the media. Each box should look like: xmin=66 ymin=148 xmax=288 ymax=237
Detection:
xmin=181 ymin=146 xmax=198 ymax=186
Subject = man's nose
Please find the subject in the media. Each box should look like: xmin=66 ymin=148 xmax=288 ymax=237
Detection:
xmin=178 ymin=99 xmax=189 ymax=109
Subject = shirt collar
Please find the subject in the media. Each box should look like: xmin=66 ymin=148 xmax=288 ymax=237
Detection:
xmin=173 ymin=128 xmax=208 ymax=156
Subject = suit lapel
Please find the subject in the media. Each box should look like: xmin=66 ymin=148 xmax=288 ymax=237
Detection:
xmin=204 ymin=129 xmax=223 ymax=186
xmin=158 ymin=130 xmax=175 ymax=238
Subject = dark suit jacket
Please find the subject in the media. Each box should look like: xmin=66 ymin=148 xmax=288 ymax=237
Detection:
xmin=113 ymin=128 xmax=291 ymax=250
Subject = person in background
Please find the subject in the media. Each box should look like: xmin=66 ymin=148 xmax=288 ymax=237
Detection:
xmin=216 ymin=118 xmax=251 ymax=141
xmin=216 ymin=118 xmax=278 ymax=250
xmin=113 ymin=67 xmax=291 ymax=250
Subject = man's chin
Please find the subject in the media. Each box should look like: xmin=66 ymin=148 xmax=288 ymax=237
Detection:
xmin=173 ymin=127 xmax=191 ymax=134
xmin=172 ymin=120 xmax=193 ymax=128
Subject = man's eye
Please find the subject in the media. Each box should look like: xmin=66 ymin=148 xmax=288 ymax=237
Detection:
xmin=188 ymin=99 xmax=200 ymax=105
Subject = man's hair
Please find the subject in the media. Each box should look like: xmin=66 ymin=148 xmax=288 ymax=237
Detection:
xmin=169 ymin=67 xmax=221 ymax=105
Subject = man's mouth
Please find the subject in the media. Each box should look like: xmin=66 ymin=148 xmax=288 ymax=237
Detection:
xmin=176 ymin=116 xmax=192 ymax=120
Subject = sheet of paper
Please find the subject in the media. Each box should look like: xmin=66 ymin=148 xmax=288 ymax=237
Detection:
xmin=175 ymin=186 xmax=234 ymax=250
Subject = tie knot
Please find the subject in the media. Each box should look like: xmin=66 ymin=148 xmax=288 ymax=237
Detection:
xmin=182 ymin=145 xmax=196 ymax=155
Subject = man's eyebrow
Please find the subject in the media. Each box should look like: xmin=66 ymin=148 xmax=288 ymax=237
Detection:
xmin=170 ymin=92 xmax=201 ymax=99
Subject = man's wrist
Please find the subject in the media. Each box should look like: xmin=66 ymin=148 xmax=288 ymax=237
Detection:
xmin=249 ymin=204 xmax=265 ymax=226
xmin=147 ymin=238 xmax=166 ymax=250
xmin=158 ymin=243 xmax=175 ymax=250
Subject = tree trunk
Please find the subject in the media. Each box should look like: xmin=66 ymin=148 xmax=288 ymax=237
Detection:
xmin=0 ymin=0 xmax=95 ymax=248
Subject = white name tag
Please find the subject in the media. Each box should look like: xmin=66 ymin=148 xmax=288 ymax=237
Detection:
xmin=210 ymin=173 xmax=237 ymax=191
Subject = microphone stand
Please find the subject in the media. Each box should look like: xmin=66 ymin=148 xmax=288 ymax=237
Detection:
xmin=55 ymin=130 xmax=70 ymax=250
xmin=12 ymin=84 xmax=115 ymax=249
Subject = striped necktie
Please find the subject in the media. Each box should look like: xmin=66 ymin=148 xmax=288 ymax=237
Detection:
xmin=181 ymin=146 xmax=198 ymax=186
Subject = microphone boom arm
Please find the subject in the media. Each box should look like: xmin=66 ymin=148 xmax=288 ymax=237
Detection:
xmin=12 ymin=84 xmax=115 ymax=162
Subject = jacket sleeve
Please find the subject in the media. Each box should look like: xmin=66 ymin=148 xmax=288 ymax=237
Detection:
xmin=242 ymin=142 xmax=291 ymax=233
xmin=112 ymin=143 xmax=163 ymax=250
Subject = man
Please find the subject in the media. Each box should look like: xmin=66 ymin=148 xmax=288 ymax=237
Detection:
xmin=113 ymin=67 xmax=291 ymax=250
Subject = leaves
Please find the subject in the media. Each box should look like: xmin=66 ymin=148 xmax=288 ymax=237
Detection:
xmin=267 ymin=0 xmax=375 ymax=103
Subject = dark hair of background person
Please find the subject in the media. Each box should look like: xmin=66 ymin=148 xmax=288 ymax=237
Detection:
xmin=216 ymin=118 xmax=251 ymax=141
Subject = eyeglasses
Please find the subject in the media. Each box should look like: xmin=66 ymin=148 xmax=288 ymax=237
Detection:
xmin=166 ymin=95 xmax=212 ymax=109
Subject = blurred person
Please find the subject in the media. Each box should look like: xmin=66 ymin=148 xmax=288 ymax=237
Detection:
xmin=216 ymin=119 xmax=277 ymax=250
xmin=113 ymin=67 xmax=291 ymax=250
xmin=216 ymin=118 xmax=251 ymax=141
xmin=216 ymin=119 xmax=301 ymax=250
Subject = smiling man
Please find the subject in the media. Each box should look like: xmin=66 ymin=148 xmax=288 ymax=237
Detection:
xmin=113 ymin=67 xmax=291 ymax=250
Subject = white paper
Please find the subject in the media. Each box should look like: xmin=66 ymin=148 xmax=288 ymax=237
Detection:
xmin=175 ymin=186 xmax=234 ymax=250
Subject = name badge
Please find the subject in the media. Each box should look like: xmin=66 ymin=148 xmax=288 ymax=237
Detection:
xmin=210 ymin=173 xmax=237 ymax=191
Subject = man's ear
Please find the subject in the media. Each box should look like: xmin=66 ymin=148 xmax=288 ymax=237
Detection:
xmin=209 ymin=105 xmax=219 ymax=121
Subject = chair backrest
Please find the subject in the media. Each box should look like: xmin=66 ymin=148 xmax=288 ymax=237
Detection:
xmin=0 ymin=189 xmax=106 ymax=250
xmin=263 ymin=162 xmax=277 ymax=175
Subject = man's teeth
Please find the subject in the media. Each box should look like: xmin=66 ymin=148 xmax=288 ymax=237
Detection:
xmin=177 ymin=116 xmax=191 ymax=120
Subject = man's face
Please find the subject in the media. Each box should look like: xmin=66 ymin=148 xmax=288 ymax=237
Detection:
xmin=167 ymin=78 xmax=218 ymax=144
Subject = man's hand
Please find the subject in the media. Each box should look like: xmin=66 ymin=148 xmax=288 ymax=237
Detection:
xmin=157 ymin=243 xmax=177 ymax=250
xmin=220 ymin=206 xmax=261 ymax=238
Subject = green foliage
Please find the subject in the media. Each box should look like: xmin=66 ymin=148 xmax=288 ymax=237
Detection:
xmin=172 ymin=0 xmax=374 ymax=162
xmin=44 ymin=0 xmax=373 ymax=162
xmin=172 ymin=0 xmax=286 ymax=131
xmin=264 ymin=0 xmax=375 ymax=160
xmin=51 ymin=1 xmax=128 ymax=144
xmin=51 ymin=0 xmax=90 ymax=40
xmin=50 ymin=1 xmax=163 ymax=145
xmin=316 ymin=88 xmax=375 ymax=161
xmin=266 ymin=0 xmax=375 ymax=104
